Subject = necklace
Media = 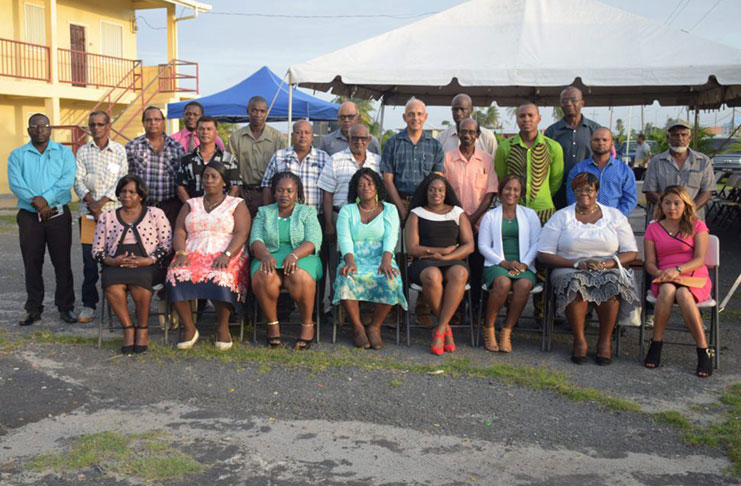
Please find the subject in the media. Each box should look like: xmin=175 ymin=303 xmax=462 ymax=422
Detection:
xmin=575 ymin=205 xmax=598 ymax=215
xmin=203 ymin=194 xmax=226 ymax=212
xmin=358 ymin=201 xmax=380 ymax=213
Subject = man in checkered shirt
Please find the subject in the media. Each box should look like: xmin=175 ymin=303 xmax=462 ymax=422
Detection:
xmin=73 ymin=111 xmax=128 ymax=323
xmin=260 ymin=120 xmax=328 ymax=212
xmin=125 ymin=106 xmax=185 ymax=227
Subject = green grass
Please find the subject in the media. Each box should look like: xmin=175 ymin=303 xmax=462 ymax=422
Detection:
xmin=27 ymin=430 xmax=206 ymax=481
xmin=653 ymin=411 xmax=693 ymax=430
xmin=682 ymin=384 xmax=741 ymax=476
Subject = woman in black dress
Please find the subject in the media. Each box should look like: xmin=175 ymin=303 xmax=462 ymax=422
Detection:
xmin=92 ymin=175 xmax=172 ymax=354
xmin=405 ymin=174 xmax=474 ymax=355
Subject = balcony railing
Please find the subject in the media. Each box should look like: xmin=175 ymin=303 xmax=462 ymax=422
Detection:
xmin=58 ymin=49 xmax=140 ymax=89
xmin=157 ymin=59 xmax=199 ymax=93
xmin=0 ymin=38 xmax=50 ymax=81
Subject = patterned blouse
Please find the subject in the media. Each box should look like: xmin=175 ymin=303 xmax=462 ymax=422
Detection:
xmin=92 ymin=206 xmax=172 ymax=263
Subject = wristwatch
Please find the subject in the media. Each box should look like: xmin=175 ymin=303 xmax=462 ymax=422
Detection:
xmin=675 ymin=265 xmax=682 ymax=273
xmin=223 ymin=250 xmax=232 ymax=258
xmin=573 ymin=261 xmax=581 ymax=269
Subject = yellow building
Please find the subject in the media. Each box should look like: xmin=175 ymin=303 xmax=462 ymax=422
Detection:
xmin=0 ymin=0 xmax=211 ymax=194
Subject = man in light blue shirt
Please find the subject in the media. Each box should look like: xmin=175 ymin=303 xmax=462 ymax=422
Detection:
xmin=8 ymin=113 xmax=77 ymax=326
xmin=566 ymin=127 xmax=637 ymax=217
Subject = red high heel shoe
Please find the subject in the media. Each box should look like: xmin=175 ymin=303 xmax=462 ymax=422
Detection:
xmin=444 ymin=328 xmax=456 ymax=353
xmin=430 ymin=330 xmax=445 ymax=355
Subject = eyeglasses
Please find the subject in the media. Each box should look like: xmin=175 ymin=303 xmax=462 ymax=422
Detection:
xmin=28 ymin=124 xmax=50 ymax=130
xmin=350 ymin=136 xmax=370 ymax=143
xmin=338 ymin=114 xmax=358 ymax=121
xmin=88 ymin=122 xmax=108 ymax=128
xmin=574 ymin=187 xmax=596 ymax=195
xmin=560 ymin=97 xmax=583 ymax=105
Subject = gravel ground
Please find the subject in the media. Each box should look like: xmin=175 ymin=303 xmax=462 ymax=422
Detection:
xmin=0 ymin=212 xmax=739 ymax=485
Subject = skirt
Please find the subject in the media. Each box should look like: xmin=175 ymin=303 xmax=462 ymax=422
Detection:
xmin=407 ymin=259 xmax=470 ymax=286
xmin=550 ymin=267 xmax=639 ymax=316
xmin=482 ymin=265 xmax=537 ymax=288
xmin=101 ymin=243 xmax=164 ymax=292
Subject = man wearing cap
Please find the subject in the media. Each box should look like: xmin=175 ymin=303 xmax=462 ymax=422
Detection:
xmin=643 ymin=120 xmax=714 ymax=219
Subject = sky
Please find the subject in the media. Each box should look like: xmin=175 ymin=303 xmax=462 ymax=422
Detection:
xmin=137 ymin=0 xmax=741 ymax=133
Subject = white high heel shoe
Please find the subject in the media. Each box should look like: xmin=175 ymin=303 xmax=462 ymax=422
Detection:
xmin=176 ymin=329 xmax=199 ymax=350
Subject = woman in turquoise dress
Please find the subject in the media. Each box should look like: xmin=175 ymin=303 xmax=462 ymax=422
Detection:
xmin=478 ymin=175 xmax=541 ymax=353
xmin=334 ymin=168 xmax=408 ymax=350
xmin=250 ymin=172 xmax=322 ymax=350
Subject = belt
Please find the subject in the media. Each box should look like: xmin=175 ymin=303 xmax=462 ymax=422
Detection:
xmin=243 ymin=184 xmax=262 ymax=190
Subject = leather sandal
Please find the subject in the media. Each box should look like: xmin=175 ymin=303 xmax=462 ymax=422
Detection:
xmin=266 ymin=320 xmax=281 ymax=348
xmin=482 ymin=326 xmax=498 ymax=352
xmin=294 ymin=323 xmax=313 ymax=351
xmin=499 ymin=328 xmax=512 ymax=353
xmin=133 ymin=325 xmax=149 ymax=354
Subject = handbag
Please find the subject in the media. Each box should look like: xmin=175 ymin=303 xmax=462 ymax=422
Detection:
xmin=612 ymin=255 xmax=642 ymax=327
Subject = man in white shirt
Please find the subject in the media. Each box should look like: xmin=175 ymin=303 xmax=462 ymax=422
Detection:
xmin=73 ymin=111 xmax=128 ymax=323
xmin=436 ymin=93 xmax=498 ymax=157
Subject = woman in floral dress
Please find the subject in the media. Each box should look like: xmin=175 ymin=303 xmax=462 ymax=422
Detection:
xmin=167 ymin=162 xmax=251 ymax=351
xmin=334 ymin=168 xmax=407 ymax=350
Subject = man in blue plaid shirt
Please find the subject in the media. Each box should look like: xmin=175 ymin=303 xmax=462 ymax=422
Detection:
xmin=260 ymin=120 xmax=329 ymax=212
xmin=126 ymin=106 xmax=185 ymax=226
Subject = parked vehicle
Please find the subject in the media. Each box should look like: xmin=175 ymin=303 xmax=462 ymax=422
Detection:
xmin=707 ymin=138 xmax=741 ymax=171
xmin=616 ymin=140 xmax=660 ymax=165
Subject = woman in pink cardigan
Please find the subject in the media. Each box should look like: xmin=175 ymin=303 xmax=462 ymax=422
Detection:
xmin=92 ymin=175 xmax=172 ymax=354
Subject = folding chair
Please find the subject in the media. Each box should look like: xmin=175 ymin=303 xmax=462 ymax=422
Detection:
xmin=639 ymin=234 xmax=720 ymax=369
xmin=252 ymin=287 xmax=321 ymax=345
xmin=476 ymin=282 xmax=546 ymax=350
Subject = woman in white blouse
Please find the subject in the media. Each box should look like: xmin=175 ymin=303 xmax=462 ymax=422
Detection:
xmin=478 ymin=175 xmax=541 ymax=353
xmin=537 ymin=173 xmax=638 ymax=365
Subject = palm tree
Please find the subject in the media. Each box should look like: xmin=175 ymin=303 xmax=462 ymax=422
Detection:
xmin=473 ymin=104 xmax=501 ymax=129
xmin=552 ymin=106 xmax=564 ymax=121
xmin=332 ymin=96 xmax=376 ymax=128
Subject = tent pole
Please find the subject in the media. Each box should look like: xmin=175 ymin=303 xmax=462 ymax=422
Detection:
xmin=625 ymin=106 xmax=632 ymax=164
xmin=693 ymin=106 xmax=699 ymax=150
xmin=288 ymin=83 xmax=293 ymax=133
xmin=379 ymin=98 xmax=386 ymax=139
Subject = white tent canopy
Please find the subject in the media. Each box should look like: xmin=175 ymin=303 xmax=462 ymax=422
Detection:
xmin=288 ymin=0 xmax=741 ymax=108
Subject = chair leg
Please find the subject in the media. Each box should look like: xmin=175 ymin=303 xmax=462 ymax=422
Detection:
xmin=467 ymin=290 xmax=474 ymax=347
xmin=396 ymin=305 xmax=401 ymax=346
xmin=97 ymin=302 xmax=104 ymax=349
xmin=332 ymin=305 xmax=338 ymax=344
xmin=405 ymin=297 xmax=412 ymax=347
xmin=477 ymin=289 xmax=487 ymax=348
xmin=315 ymin=290 xmax=321 ymax=344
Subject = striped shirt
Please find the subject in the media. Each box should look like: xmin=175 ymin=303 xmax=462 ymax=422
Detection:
xmin=261 ymin=146 xmax=329 ymax=211
xmin=317 ymin=148 xmax=380 ymax=207
xmin=126 ymin=134 xmax=185 ymax=203
xmin=74 ymin=138 xmax=128 ymax=215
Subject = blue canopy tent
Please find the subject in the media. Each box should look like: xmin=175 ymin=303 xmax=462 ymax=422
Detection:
xmin=167 ymin=66 xmax=339 ymax=123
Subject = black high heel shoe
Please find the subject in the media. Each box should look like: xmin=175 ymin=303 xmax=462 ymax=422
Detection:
xmin=644 ymin=340 xmax=663 ymax=369
xmin=133 ymin=325 xmax=149 ymax=354
xmin=696 ymin=347 xmax=714 ymax=378
xmin=121 ymin=325 xmax=135 ymax=355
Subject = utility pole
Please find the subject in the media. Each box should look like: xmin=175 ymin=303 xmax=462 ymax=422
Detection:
xmin=609 ymin=107 xmax=613 ymax=131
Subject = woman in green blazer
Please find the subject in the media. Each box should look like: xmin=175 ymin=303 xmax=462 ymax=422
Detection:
xmin=250 ymin=172 xmax=323 ymax=349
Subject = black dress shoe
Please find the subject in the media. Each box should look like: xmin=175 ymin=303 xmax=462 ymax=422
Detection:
xmin=19 ymin=312 xmax=41 ymax=326
xmin=59 ymin=310 xmax=77 ymax=323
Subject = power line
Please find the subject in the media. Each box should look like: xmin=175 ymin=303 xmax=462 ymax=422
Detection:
xmin=202 ymin=11 xmax=440 ymax=20
xmin=687 ymin=0 xmax=723 ymax=31
xmin=136 ymin=16 xmax=167 ymax=31
xmin=665 ymin=0 xmax=690 ymax=25
xmin=664 ymin=0 xmax=685 ymax=23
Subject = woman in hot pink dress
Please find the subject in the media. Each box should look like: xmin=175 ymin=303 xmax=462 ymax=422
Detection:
xmin=643 ymin=185 xmax=713 ymax=377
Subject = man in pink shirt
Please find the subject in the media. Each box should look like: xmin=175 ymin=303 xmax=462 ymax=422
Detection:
xmin=171 ymin=101 xmax=225 ymax=152
xmin=444 ymin=117 xmax=498 ymax=305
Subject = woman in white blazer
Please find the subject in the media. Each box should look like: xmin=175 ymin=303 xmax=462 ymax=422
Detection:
xmin=478 ymin=175 xmax=541 ymax=353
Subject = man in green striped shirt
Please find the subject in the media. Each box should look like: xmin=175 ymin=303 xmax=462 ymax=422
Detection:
xmin=494 ymin=104 xmax=564 ymax=224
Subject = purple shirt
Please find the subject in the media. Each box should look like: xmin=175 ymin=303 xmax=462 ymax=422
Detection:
xmin=171 ymin=128 xmax=225 ymax=152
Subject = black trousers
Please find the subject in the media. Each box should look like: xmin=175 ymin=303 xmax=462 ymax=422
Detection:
xmin=17 ymin=206 xmax=75 ymax=313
